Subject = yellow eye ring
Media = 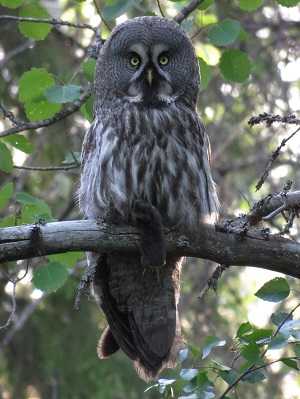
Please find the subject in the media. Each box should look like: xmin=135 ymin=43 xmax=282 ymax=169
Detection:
xmin=159 ymin=55 xmax=169 ymax=66
xmin=129 ymin=54 xmax=141 ymax=67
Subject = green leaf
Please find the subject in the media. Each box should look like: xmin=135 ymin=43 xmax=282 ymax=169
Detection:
xmin=19 ymin=68 xmax=55 ymax=103
xmin=5 ymin=134 xmax=35 ymax=154
xmin=15 ymin=192 xmax=52 ymax=221
xmin=267 ymin=335 xmax=288 ymax=350
xmin=83 ymin=59 xmax=97 ymax=83
xmin=241 ymin=328 xmax=272 ymax=344
xmin=15 ymin=192 xmax=39 ymax=204
xmin=218 ymin=369 xmax=238 ymax=385
xmin=281 ymin=358 xmax=299 ymax=370
xmin=294 ymin=344 xmax=300 ymax=356
xmin=219 ymin=49 xmax=252 ymax=83
xmin=276 ymin=0 xmax=300 ymax=7
xmin=180 ymin=368 xmax=199 ymax=381
xmin=62 ymin=152 xmax=81 ymax=164
xmin=197 ymin=0 xmax=213 ymax=10
xmin=202 ymin=336 xmax=226 ymax=359
xmin=199 ymin=57 xmax=211 ymax=91
xmin=186 ymin=343 xmax=201 ymax=359
xmin=197 ymin=373 xmax=215 ymax=391
xmin=178 ymin=348 xmax=189 ymax=363
xmin=19 ymin=6 xmax=52 ymax=40
xmin=271 ymin=312 xmax=292 ymax=326
xmin=45 ymin=85 xmax=82 ymax=103
xmin=240 ymin=342 xmax=265 ymax=366
xmin=0 ymin=0 xmax=24 ymax=8
xmin=236 ymin=321 xmax=252 ymax=338
xmin=241 ymin=369 xmax=266 ymax=384
xmin=32 ymin=262 xmax=68 ymax=292
xmin=0 ymin=215 xmax=16 ymax=228
xmin=0 ymin=182 xmax=14 ymax=209
xmin=102 ymin=0 xmax=132 ymax=21
xmin=238 ymin=0 xmax=263 ymax=11
xmin=47 ymin=252 xmax=84 ymax=268
xmin=81 ymin=95 xmax=94 ymax=122
xmin=208 ymin=19 xmax=240 ymax=46
xmin=25 ymin=100 xmax=60 ymax=122
xmin=0 ymin=142 xmax=13 ymax=173
xmin=255 ymin=277 xmax=290 ymax=302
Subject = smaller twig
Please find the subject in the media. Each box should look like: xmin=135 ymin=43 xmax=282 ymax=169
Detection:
xmin=248 ymin=113 xmax=300 ymax=127
xmin=0 ymin=101 xmax=24 ymax=126
xmin=199 ymin=264 xmax=229 ymax=298
xmin=0 ymin=263 xmax=29 ymax=330
xmin=0 ymin=83 xmax=94 ymax=138
xmin=0 ymin=15 xmax=99 ymax=35
xmin=0 ymin=39 xmax=35 ymax=68
xmin=156 ymin=0 xmax=165 ymax=17
xmin=255 ymin=126 xmax=300 ymax=191
xmin=173 ymin=0 xmax=206 ymax=24
xmin=13 ymin=164 xmax=79 ymax=171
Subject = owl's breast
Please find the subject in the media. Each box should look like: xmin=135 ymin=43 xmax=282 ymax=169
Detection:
xmin=79 ymin=105 xmax=219 ymax=229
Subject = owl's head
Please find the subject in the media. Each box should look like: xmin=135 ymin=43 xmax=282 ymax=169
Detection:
xmin=94 ymin=17 xmax=200 ymax=109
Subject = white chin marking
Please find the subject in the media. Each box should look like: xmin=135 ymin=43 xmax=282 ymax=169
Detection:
xmin=124 ymin=94 xmax=177 ymax=104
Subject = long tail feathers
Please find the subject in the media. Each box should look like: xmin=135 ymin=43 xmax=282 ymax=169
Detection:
xmin=93 ymin=252 xmax=182 ymax=381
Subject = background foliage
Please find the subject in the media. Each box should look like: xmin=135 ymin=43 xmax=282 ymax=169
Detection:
xmin=0 ymin=0 xmax=299 ymax=398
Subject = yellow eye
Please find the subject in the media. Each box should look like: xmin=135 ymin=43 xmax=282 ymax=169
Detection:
xmin=159 ymin=54 xmax=169 ymax=66
xmin=129 ymin=54 xmax=141 ymax=67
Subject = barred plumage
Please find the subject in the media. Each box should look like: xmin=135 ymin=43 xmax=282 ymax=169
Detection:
xmin=79 ymin=16 xmax=219 ymax=381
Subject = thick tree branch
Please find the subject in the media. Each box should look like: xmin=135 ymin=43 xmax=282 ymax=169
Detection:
xmin=0 ymin=220 xmax=299 ymax=278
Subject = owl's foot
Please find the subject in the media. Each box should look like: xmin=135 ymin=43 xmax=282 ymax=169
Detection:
xmin=132 ymin=199 xmax=166 ymax=268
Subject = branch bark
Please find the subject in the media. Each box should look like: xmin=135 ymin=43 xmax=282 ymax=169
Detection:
xmin=1 ymin=220 xmax=300 ymax=278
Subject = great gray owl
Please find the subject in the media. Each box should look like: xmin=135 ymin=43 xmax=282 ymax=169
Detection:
xmin=78 ymin=16 xmax=219 ymax=381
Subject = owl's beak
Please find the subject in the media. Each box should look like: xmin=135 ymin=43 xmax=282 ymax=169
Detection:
xmin=146 ymin=68 xmax=153 ymax=86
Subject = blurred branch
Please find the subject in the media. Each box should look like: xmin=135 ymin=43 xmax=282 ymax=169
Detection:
xmin=1 ymin=214 xmax=300 ymax=278
xmin=0 ymin=39 xmax=35 ymax=68
xmin=173 ymin=0 xmax=205 ymax=24
xmin=249 ymin=113 xmax=300 ymax=190
xmin=13 ymin=164 xmax=79 ymax=171
xmin=0 ymin=83 xmax=94 ymax=138
xmin=0 ymin=15 xmax=100 ymax=35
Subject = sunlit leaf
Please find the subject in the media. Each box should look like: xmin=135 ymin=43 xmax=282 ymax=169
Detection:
xmin=241 ymin=328 xmax=272 ymax=344
xmin=197 ymin=0 xmax=213 ymax=10
xmin=238 ymin=0 xmax=263 ymax=11
xmin=178 ymin=348 xmax=189 ymax=363
xmin=255 ymin=277 xmax=290 ymax=302
xmin=199 ymin=57 xmax=211 ymax=91
xmin=267 ymin=335 xmax=288 ymax=350
xmin=0 ymin=0 xmax=24 ymax=8
xmin=19 ymin=68 xmax=60 ymax=121
xmin=236 ymin=321 xmax=252 ymax=338
xmin=32 ymin=262 xmax=68 ymax=292
xmin=47 ymin=252 xmax=84 ymax=268
xmin=19 ymin=6 xmax=52 ymax=40
xmin=25 ymin=100 xmax=60 ymax=122
xmin=276 ymin=0 xmax=300 ymax=7
xmin=202 ymin=336 xmax=226 ymax=359
xmin=180 ymin=368 xmax=199 ymax=381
